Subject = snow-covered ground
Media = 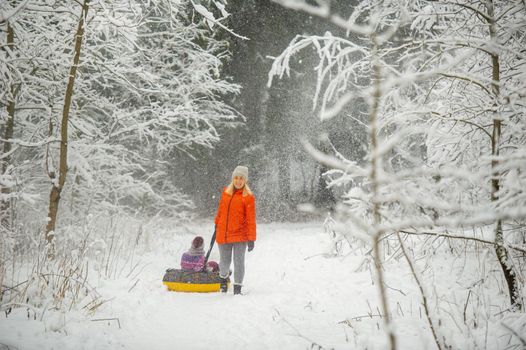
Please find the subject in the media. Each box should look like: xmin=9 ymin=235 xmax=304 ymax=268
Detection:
xmin=1 ymin=221 xmax=524 ymax=349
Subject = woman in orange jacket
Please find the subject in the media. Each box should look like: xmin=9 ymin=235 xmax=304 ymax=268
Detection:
xmin=215 ymin=165 xmax=256 ymax=295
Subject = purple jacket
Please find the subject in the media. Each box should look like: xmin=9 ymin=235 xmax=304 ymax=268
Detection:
xmin=180 ymin=252 xmax=205 ymax=271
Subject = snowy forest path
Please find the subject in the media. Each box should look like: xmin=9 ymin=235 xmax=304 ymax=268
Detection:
xmin=2 ymin=222 xmax=505 ymax=349
xmin=92 ymin=222 xmax=370 ymax=350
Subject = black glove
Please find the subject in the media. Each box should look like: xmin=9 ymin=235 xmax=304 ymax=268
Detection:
xmin=247 ymin=241 xmax=255 ymax=252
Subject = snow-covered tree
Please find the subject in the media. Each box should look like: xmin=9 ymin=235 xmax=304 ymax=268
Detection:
xmin=407 ymin=0 xmax=526 ymax=310
xmin=0 ymin=0 xmax=240 ymax=248
xmin=269 ymin=0 xmax=526 ymax=347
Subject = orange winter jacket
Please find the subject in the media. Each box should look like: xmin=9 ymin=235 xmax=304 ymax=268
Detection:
xmin=214 ymin=187 xmax=256 ymax=244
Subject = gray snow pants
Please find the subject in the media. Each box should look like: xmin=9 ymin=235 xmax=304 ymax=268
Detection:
xmin=218 ymin=242 xmax=247 ymax=285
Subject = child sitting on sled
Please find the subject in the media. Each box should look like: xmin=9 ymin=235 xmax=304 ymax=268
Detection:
xmin=181 ymin=236 xmax=219 ymax=272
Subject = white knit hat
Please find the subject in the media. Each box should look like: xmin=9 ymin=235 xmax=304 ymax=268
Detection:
xmin=232 ymin=165 xmax=249 ymax=181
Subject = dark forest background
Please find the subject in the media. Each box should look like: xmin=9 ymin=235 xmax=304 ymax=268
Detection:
xmin=172 ymin=0 xmax=366 ymax=221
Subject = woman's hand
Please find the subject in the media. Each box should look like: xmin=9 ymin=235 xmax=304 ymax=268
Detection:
xmin=247 ymin=241 xmax=255 ymax=252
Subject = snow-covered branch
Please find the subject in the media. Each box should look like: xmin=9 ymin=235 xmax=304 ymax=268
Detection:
xmin=0 ymin=0 xmax=31 ymax=23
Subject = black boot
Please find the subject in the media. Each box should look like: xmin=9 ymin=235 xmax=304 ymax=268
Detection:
xmin=219 ymin=277 xmax=228 ymax=293
xmin=233 ymin=284 xmax=242 ymax=295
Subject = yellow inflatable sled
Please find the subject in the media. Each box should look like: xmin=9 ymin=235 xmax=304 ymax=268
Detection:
xmin=162 ymin=268 xmax=229 ymax=293
xmin=163 ymin=228 xmax=229 ymax=293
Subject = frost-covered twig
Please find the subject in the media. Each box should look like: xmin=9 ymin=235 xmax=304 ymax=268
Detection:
xmin=339 ymin=313 xmax=384 ymax=323
xmin=397 ymin=232 xmax=443 ymax=350
xmin=191 ymin=2 xmax=249 ymax=40
xmin=400 ymin=230 xmax=526 ymax=255
xmin=0 ymin=137 xmax=60 ymax=148
xmin=377 ymin=208 xmax=526 ymax=234
xmin=301 ymin=139 xmax=367 ymax=176
xmin=500 ymin=322 xmax=526 ymax=346
xmin=0 ymin=0 xmax=31 ymax=23
xmin=278 ymin=311 xmax=331 ymax=350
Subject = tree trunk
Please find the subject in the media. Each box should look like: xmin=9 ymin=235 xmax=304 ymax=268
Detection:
xmin=369 ymin=35 xmax=397 ymax=350
xmin=314 ymin=163 xmax=335 ymax=210
xmin=277 ymin=152 xmax=291 ymax=202
xmin=0 ymin=20 xmax=16 ymax=305
xmin=487 ymin=1 xmax=521 ymax=310
xmin=45 ymin=1 xmax=89 ymax=245
xmin=1 ymin=21 xmax=16 ymax=230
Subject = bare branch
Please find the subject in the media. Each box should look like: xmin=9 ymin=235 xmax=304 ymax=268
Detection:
xmin=400 ymin=230 xmax=526 ymax=255
xmin=500 ymin=322 xmax=526 ymax=346
xmin=0 ymin=137 xmax=60 ymax=148
xmin=397 ymin=232 xmax=444 ymax=350
xmin=430 ymin=111 xmax=492 ymax=139
xmin=439 ymin=72 xmax=492 ymax=95
xmin=448 ymin=1 xmax=493 ymax=23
